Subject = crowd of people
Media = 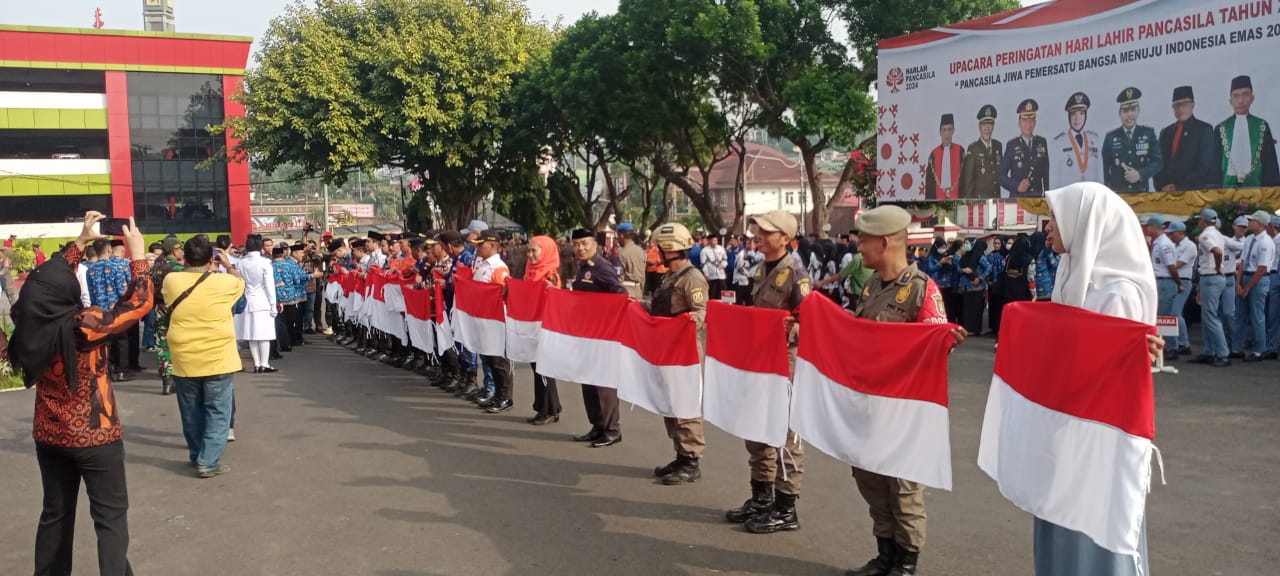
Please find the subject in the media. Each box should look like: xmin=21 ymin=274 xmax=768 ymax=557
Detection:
xmin=3 ymin=182 xmax=1177 ymax=576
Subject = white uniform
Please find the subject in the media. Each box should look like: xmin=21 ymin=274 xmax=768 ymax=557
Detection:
xmin=1049 ymin=129 xmax=1104 ymax=189
xmin=237 ymin=251 xmax=278 ymax=341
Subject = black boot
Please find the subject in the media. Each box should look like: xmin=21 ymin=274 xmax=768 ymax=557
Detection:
xmin=725 ymin=480 xmax=774 ymax=523
xmin=847 ymin=538 xmax=898 ymax=576
xmin=654 ymin=457 xmax=681 ymax=477
xmin=745 ymin=492 xmax=799 ymax=534
xmin=889 ymin=548 xmax=918 ymax=576
xmin=660 ymin=457 xmax=701 ymax=485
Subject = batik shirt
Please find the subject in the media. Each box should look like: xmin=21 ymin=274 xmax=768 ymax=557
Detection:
xmin=273 ymin=258 xmax=308 ymax=304
xmin=86 ymin=256 xmax=132 ymax=308
xmin=33 ymin=245 xmax=153 ymax=448
xmin=1033 ymin=249 xmax=1060 ymax=300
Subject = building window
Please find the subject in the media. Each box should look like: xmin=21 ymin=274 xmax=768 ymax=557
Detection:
xmin=127 ymin=72 xmax=230 ymax=234
xmin=0 ymin=195 xmax=112 ymax=225
xmin=785 ymin=190 xmax=795 ymax=205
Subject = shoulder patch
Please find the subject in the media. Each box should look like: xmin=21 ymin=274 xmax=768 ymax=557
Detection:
xmin=933 ymin=292 xmax=944 ymax=310
xmin=775 ymin=266 xmax=791 ymax=287
xmin=798 ymin=278 xmax=811 ymax=296
xmin=895 ymin=285 xmax=911 ymax=303
xmin=691 ymin=288 xmax=706 ymax=304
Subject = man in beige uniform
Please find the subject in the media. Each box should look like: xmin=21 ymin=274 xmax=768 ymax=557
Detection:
xmin=643 ymin=223 xmax=709 ymax=485
xmin=725 ymin=210 xmax=809 ymax=534
xmin=616 ymin=222 xmax=647 ymax=299
xmin=847 ymin=205 xmax=966 ymax=576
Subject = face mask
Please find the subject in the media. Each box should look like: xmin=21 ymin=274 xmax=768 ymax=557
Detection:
xmin=964 ymin=241 xmax=973 ymax=251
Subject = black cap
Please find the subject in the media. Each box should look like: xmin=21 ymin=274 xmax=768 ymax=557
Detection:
xmin=291 ymin=243 xmax=305 ymax=251
xmin=388 ymin=233 xmax=402 ymax=242
xmin=368 ymin=230 xmax=385 ymax=241
xmin=438 ymin=230 xmax=464 ymax=245
xmin=326 ymin=239 xmax=344 ymax=252
xmin=940 ymin=113 xmax=954 ymax=127
xmin=1117 ymin=87 xmax=1142 ymax=106
xmin=1065 ymin=91 xmax=1090 ymax=111
xmin=1231 ymin=75 xmax=1252 ymax=92
xmin=977 ymin=104 xmax=997 ymax=122
xmin=570 ymin=228 xmax=594 ymax=240
xmin=272 ymin=246 xmax=287 ymax=257
xmin=350 ymin=239 xmax=367 ymax=250
xmin=1017 ymin=99 xmax=1038 ymax=118
xmin=408 ymin=237 xmax=426 ymax=248
xmin=1172 ymin=86 xmax=1194 ymax=103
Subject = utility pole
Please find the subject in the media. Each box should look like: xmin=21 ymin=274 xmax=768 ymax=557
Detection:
xmin=322 ymin=182 xmax=330 ymax=234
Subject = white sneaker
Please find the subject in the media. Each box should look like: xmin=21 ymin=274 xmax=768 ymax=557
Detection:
xmin=227 ymin=428 xmax=236 ymax=442
xmin=322 ymin=327 xmax=334 ymax=335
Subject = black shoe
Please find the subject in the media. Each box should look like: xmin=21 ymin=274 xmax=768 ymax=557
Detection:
xmin=260 ymin=366 xmax=279 ymax=373
xmin=573 ymin=428 xmax=604 ymax=442
xmin=654 ymin=457 xmax=681 ymax=477
xmin=476 ymin=396 xmax=497 ymax=409
xmin=590 ymin=434 xmax=622 ymax=448
xmin=280 ymin=347 xmax=293 ymax=353
xmin=1244 ymin=353 xmax=1265 ymax=362
xmin=485 ymin=399 xmax=513 ymax=413
xmin=1263 ymin=351 xmax=1279 ymax=360
xmin=1176 ymin=347 xmax=1192 ymax=356
xmin=726 ymin=480 xmax=775 ymax=523
xmin=744 ymin=492 xmax=799 ymax=533
xmin=1189 ymin=354 xmax=1214 ymax=365
xmin=660 ymin=458 xmax=701 ymax=485
xmin=1229 ymin=351 xmax=1245 ymax=359
xmin=847 ymin=538 xmax=898 ymax=576
xmin=888 ymin=549 xmax=919 ymax=576
xmin=1212 ymin=357 xmax=1231 ymax=367
xmin=531 ymin=413 xmax=560 ymax=426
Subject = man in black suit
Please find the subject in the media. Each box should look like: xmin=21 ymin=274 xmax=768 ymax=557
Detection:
xmin=1155 ymin=85 xmax=1219 ymax=191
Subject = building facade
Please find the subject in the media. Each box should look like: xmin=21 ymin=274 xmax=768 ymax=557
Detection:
xmin=0 ymin=25 xmax=252 ymax=241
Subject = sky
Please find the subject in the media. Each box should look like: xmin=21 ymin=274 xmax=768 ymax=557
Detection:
xmin=3 ymin=0 xmax=618 ymax=55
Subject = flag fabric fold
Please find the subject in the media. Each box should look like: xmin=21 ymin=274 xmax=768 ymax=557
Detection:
xmin=452 ymin=275 xmax=506 ymax=356
xmin=978 ymin=301 xmax=1157 ymax=556
xmin=432 ymin=272 xmax=454 ymax=354
xmin=535 ymin=289 xmax=629 ymax=388
xmin=504 ymin=278 xmax=546 ymax=363
xmin=616 ymin=302 xmax=702 ymax=419
xmin=403 ymin=286 xmax=435 ymax=353
xmin=702 ymin=301 xmax=792 ymax=447
xmin=792 ymin=293 xmax=957 ymax=490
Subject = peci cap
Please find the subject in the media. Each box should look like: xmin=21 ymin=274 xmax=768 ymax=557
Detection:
xmin=940 ymin=113 xmax=954 ymax=127
xmin=1117 ymin=87 xmax=1142 ymax=108
xmin=326 ymin=239 xmax=344 ymax=252
xmin=1231 ymin=75 xmax=1253 ymax=92
xmin=1172 ymin=86 xmax=1195 ymax=104
xmin=272 ymin=246 xmax=287 ymax=257
xmin=977 ymin=104 xmax=997 ymax=123
xmin=1166 ymin=221 xmax=1186 ymax=233
xmin=1198 ymin=208 xmax=1219 ymax=222
xmin=1065 ymin=91 xmax=1091 ymax=112
xmin=1017 ymin=99 xmax=1039 ymax=118
xmin=748 ymin=210 xmax=799 ymax=237
xmin=1247 ymin=210 xmax=1272 ymax=223
xmin=368 ymin=230 xmax=385 ymax=241
xmin=570 ymin=228 xmax=595 ymax=241
xmin=855 ymin=205 xmax=913 ymax=237
xmin=1143 ymin=215 xmax=1167 ymax=227
xmin=291 ymin=243 xmax=306 ymax=251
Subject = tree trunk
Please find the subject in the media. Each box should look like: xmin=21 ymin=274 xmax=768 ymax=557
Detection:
xmin=800 ymin=145 xmax=829 ymax=239
xmin=652 ymin=181 xmax=673 ymax=230
xmin=731 ymin=138 xmax=748 ymax=235
xmin=653 ymin=160 xmax=724 ymax=233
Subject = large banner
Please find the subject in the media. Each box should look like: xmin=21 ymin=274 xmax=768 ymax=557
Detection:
xmin=876 ymin=0 xmax=1280 ymax=210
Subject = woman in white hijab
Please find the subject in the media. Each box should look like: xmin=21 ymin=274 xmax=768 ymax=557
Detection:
xmin=1039 ymin=182 xmax=1165 ymax=575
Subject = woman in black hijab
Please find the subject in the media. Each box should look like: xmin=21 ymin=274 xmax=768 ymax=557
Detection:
xmin=8 ymin=213 xmax=153 ymax=576
xmin=958 ymin=238 xmax=988 ymax=335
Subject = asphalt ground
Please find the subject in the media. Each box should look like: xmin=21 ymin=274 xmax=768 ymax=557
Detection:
xmin=0 ymin=333 xmax=1276 ymax=575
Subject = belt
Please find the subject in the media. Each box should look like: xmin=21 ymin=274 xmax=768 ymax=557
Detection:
xmin=1199 ymin=273 xmax=1222 ymax=277
xmin=622 ymin=281 xmax=640 ymax=287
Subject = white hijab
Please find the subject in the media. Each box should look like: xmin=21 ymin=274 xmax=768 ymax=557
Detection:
xmin=1044 ymin=182 xmax=1158 ymax=325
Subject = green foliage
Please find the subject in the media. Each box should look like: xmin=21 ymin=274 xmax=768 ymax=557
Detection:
xmin=0 ymin=361 xmax=21 ymax=391
xmin=6 ymin=239 xmax=37 ymax=274
xmin=230 ymin=0 xmax=555 ymax=229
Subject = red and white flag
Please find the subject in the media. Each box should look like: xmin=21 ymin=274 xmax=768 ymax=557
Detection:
xmin=703 ymin=301 xmax=792 ymax=447
xmin=792 ymin=294 xmax=957 ymax=490
xmin=432 ymin=271 xmax=454 ymax=353
xmin=453 ymin=275 xmax=506 ymax=356
xmin=536 ymin=289 xmax=629 ymax=388
xmin=380 ymin=281 xmax=408 ymax=341
xmin=617 ymin=302 xmax=702 ymax=419
xmin=504 ymin=278 xmax=546 ymax=363
xmin=979 ymin=302 xmax=1157 ymax=556
xmin=403 ymin=286 xmax=435 ymax=353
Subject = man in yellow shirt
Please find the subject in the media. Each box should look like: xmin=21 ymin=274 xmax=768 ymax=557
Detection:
xmin=162 ymin=235 xmax=245 ymax=478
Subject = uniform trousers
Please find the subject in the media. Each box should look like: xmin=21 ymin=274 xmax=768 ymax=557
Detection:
xmin=34 ymin=440 xmax=134 ymax=576
xmin=744 ymin=429 xmax=804 ymax=495
xmin=942 ymin=290 xmax=963 ymax=325
xmin=1267 ymin=273 xmax=1280 ymax=352
xmin=581 ymin=385 xmax=621 ymax=436
xmin=1169 ymin=278 xmax=1193 ymax=349
xmin=1198 ymin=275 xmax=1230 ymax=358
xmin=284 ymin=302 xmax=304 ymax=344
xmin=708 ymin=279 xmax=727 ymax=302
xmin=1235 ymin=274 xmax=1271 ymax=354
xmin=961 ymin=289 xmax=985 ymax=336
xmin=852 ymin=467 xmax=927 ymax=553
xmin=530 ymin=363 xmax=560 ymax=416
xmin=987 ymin=292 xmax=1005 ymax=334
xmin=483 ymin=355 xmax=513 ymax=402
xmin=663 ymin=417 xmax=705 ymax=459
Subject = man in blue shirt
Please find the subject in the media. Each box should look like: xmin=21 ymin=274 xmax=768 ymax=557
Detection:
xmin=88 ymin=239 xmax=139 ymax=379
xmin=689 ymin=233 xmax=704 ymax=269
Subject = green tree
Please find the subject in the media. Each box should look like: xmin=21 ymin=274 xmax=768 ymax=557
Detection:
xmin=273 ymin=213 xmax=293 ymax=229
xmin=227 ymin=0 xmax=554 ymax=230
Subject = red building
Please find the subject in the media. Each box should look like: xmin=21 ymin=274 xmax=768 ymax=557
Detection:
xmin=0 ymin=25 xmax=253 ymax=241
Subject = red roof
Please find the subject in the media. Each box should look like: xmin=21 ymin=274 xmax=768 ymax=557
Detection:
xmin=706 ymin=143 xmax=841 ymax=189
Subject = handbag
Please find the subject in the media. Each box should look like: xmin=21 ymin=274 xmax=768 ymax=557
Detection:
xmin=233 ymin=295 xmax=247 ymax=314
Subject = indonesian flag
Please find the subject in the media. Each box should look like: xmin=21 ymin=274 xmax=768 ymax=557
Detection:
xmin=979 ymin=302 xmax=1157 ymax=556
xmin=792 ymin=293 xmax=957 ymax=490
xmin=453 ymin=275 xmax=505 ymax=356
xmin=381 ymin=281 xmax=408 ymax=341
xmin=432 ymin=271 xmax=454 ymax=353
xmin=504 ymin=278 xmax=546 ymax=363
xmin=703 ymin=301 xmax=792 ymax=447
xmin=403 ymin=286 xmax=435 ymax=353
xmin=536 ymin=289 xmax=630 ymax=388
xmin=616 ymin=302 xmax=702 ymax=419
